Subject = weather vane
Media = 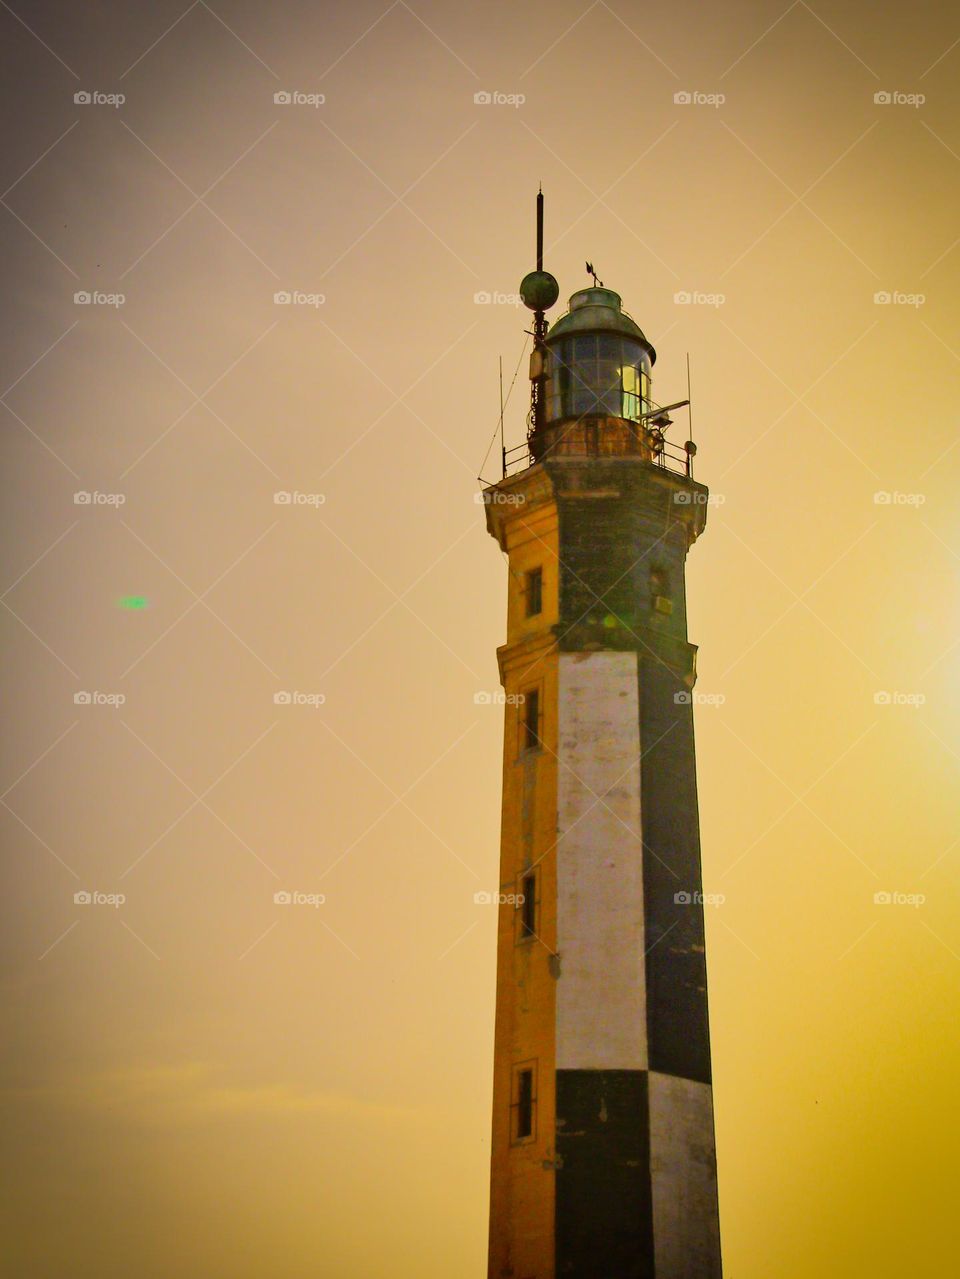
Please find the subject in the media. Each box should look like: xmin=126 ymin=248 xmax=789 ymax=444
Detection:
xmin=585 ymin=260 xmax=603 ymax=287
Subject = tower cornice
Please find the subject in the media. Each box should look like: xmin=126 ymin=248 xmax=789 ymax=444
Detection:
xmin=496 ymin=628 xmax=557 ymax=687
xmin=483 ymin=455 xmax=709 ymax=552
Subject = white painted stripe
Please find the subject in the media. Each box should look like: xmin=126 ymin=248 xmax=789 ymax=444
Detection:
xmin=555 ymin=652 xmax=647 ymax=1070
xmin=648 ymin=1071 xmax=722 ymax=1278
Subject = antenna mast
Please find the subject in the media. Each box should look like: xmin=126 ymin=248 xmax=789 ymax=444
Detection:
xmin=536 ymin=188 xmax=543 ymax=273
xmin=684 ymin=352 xmax=697 ymax=478
xmin=686 ymin=352 xmax=694 ymax=442
xmin=519 ymin=189 xmax=559 ymax=449
xmin=530 ymin=189 xmax=548 ymax=435
xmin=499 ymin=356 xmax=505 ymax=479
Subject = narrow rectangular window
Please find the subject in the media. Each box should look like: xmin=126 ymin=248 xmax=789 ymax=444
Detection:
xmin=519 ymin=872 xmax=536 ymax=939
xmin=512 ymin=1064 xmax=536 ymax=1142
xmin=521 ymin=688 xmax=540 ymax=752
xmin=525 ymin=567 xmax=542 ymax=617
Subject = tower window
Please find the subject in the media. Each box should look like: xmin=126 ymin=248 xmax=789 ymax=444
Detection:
xmin=512 ymin=1063 xmax=537 ymax=1142
xmin=525 ymin=567 xmax=542 ymax=617
xmin=518 ymin=871 xmax=537 ymax=941
xmin=520 ymin=688 xmax=541 ymax=753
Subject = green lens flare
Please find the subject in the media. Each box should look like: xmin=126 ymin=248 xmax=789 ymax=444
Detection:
xmin=118 ymin=596 xmax=148 ymax=610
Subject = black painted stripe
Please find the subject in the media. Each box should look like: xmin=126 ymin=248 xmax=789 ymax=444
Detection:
xmin=639 ymin=657 xmax=713 ymax=1084
xmin=555 ymin=1069 xmax=654 ymax=1279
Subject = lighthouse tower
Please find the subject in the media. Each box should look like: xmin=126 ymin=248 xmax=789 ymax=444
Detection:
xmin=483 ymin=199 xmax=722 ymax=1279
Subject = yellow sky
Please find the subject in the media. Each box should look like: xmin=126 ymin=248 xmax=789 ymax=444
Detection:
xmin=1 ymin=2 xmax=958 ymax=1275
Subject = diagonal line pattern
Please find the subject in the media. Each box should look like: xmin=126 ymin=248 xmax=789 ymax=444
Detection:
xmin=318 ymin=724 xmax=477 ymax=883
xmin=0 ymin=0 xmax=79 ymax=76
xmin=119 ymin=121 xmax=280 ymax=280
xmin=118 ymin=519 xmax=281 ymax=679
xmin=120 ymin=722 xmax=279 ymax=879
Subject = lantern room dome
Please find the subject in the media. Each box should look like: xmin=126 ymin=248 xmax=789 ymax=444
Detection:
xmin=538 ymin=285 xmax=656 ymax=430
xmin=546 ymin=287 xmax=656 ymax=364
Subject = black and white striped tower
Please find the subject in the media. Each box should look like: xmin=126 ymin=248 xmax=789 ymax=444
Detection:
xmin=485 ymin=228 xmax=722 ymax=1277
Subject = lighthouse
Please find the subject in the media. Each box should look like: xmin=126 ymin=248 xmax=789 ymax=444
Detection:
xmin=482 ymin=196 xmax=722 ymax=1279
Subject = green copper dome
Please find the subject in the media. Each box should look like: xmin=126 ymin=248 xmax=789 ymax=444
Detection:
xmin=546 ymin=287 xmax=656 ymax=364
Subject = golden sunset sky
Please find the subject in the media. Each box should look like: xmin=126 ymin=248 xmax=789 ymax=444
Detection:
xmin=1 ymin=1 xmax=958 ymax=1275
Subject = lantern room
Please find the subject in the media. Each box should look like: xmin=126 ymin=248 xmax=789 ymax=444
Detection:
xmin=543 ymin=286 xmax=656 ymax=426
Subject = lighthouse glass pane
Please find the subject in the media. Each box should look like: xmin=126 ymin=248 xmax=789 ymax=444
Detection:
xmin=546 ymin=336 xmax=651 ymax=423
xmin=569 ymin=336 xmax=596 ymax=418
xmin=553 ymin=350 xmax=569 ymax=421
xmin=596 ymin=334 xmax=621 ymax=414
xmin=621 ymin=364 xmax=641 ymax=420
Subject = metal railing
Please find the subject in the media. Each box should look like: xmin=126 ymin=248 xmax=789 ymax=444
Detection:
xmin=501 ymin=426 xmax=695 ymax=480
